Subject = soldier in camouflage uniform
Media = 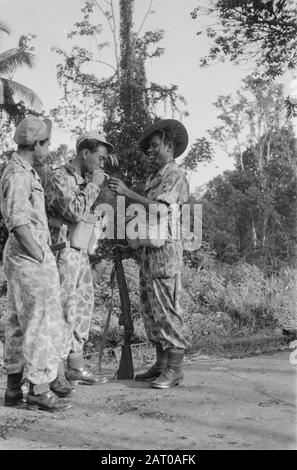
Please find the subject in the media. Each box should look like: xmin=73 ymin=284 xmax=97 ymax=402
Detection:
xmin=44 ymin=132 xmax=113 ymax=392
xmin=0 ymin=116 xmax=72 ymax=411
xmin=109 ymin=119 xmax=191 ymax=389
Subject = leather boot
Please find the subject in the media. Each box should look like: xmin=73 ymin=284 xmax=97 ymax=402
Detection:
xmin=151 ymin=348 xmax=184 ymax=389
xmin=66 ymin=352 xmax=108 ymax=385
xmin=50 ymin=361 xmax=74 ymax=398
xmin=135 ymin=344 xmax=168 ymax=382
xmin=26 ymin=382 xmax=73 ymax=412
xmin=4 ymin=373 xmax=23 ymax=407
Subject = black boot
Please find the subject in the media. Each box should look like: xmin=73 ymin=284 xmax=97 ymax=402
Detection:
xmin=135 ymin=344 xmax=168 ymax=382
xmin=4 ymin=373 xmax=23 ymax=407
xmin=151 ymin=348 xmax=184 ymax=389
xmin=26 ymin=382 xmax=73 ymax=412
xmin=66 ymin=352 xmax=108 ymax=385
xmin=50 ymin=362 xmax=74 ymax=398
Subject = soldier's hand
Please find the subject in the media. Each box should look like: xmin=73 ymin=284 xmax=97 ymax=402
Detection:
xmin=89 ymin=169 xmax=106 ymax=187
xmin=35 ymin=248 xmax=44 ymax=263
xmin=108 ymin=177 xmax=128 ymax=195
xmin=32 ymin=245 xmax=44 ymax=263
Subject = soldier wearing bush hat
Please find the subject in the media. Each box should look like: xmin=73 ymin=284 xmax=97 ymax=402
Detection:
xmin=0 ymin=115 xmax=72 ymax=412
xmin=139 ymin=118 xmax=188 ymax=158
xmin=108 ymin=118 xmax=191 ymax=389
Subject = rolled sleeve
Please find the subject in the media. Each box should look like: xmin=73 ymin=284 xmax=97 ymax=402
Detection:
xmin=2 ymin=171 xmax=31 ymax=232
xmin=156 ymin=193 xmax=177 ymax=206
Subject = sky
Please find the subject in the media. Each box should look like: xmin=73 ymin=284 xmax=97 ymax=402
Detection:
xmin=0 ymin=0 xmax=292 ymax=191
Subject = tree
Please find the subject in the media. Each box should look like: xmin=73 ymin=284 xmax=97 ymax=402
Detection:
xmin=199 ymin=77 xmax=297 ymax=271
xmin=179 ymin=137 xmax=214 ymax=183
xmin=50 ymin=0 xmax=187 ymax=192
xmin=208 ymin=76 xmax=287 ymax=173
xmin=191 ymin=0 xmax=297 ymax=78
xmin=50 ymin=83 xmax=104 ymax=136
xmin=199 ymin=107 xmax=297 ymax=272
xmin=0 ymin=21 xmax=42 ymax=114
xmin=0 ymin=21 xmax=43 ymax=160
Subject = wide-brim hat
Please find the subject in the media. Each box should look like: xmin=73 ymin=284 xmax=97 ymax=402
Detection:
xmin=76 ymin=132 xmax=114 ymax=152
xmin=139 ymin=119 xmax=188 ymax=158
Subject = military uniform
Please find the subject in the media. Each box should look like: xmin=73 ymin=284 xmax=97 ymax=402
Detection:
xmin=0 ymin=153 xmax=63 ymax=385
xmin=139 ymin=161 xmax=191 ymax=350
xmin=44 ymin=163 xmax=100 ymax=360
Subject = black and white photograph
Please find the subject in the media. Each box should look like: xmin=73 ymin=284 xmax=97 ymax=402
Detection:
xmin=0 ymin=0 xmax=296 ymax=453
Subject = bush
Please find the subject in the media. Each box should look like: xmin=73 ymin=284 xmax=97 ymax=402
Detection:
xmin=87 ymin=258 xmax=147 ymax=357
xmin=89 ymin=257 xmax=295 ymax=357
xmin=181 ymin=261 xmax=296 ymax=353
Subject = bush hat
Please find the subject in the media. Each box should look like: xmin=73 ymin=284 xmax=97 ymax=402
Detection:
xmin=139 ymin=119 xmax=188 ymax=158
xmin=76 ymin=132 xmax=114 ymax=153
xmin=14 ymin=116 xmax=52 ymax=145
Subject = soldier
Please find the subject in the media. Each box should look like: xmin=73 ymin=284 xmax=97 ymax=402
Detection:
xmin=0 ymin=115 xmax=72 ymax=411
xmin=108 ymin=119 xmax=191 ymax=389
xmin=44 ymin=132 xmax=114 ymax=395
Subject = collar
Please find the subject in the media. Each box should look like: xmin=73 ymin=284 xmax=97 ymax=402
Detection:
xmin=12 ymin=152 xmax=37 ymax=177
xmin=157 ymin=160 xmax=175 ymax=177
xmin=145 ymin=161 xmax=176 ymax=192
xmin=65 ymin=163 xmax=86 ymax=185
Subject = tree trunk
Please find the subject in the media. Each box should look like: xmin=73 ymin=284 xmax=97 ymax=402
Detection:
xmin=119 ymin=0 xmax=134 ymax=122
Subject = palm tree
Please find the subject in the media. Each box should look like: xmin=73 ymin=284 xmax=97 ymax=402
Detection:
xmin=0 ymin=21 xmax=42 ymax=112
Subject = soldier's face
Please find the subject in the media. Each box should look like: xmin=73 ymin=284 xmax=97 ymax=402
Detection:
xmin=33 ymin=140 xmax=50 ymax=166
xmin=83 ymin=144 xmax=108 ymax=173
xmin=147 ymin=133 xmax=173 ymax=168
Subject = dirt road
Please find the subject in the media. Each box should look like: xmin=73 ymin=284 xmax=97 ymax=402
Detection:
xmin=0 ymin=351 xmax=295 ymax=450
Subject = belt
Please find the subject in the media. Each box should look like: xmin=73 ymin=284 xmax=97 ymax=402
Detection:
xmin=50 ymin=241 xmax=81 ymax=252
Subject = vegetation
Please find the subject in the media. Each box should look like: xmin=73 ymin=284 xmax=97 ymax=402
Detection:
xmin=0 ymin=21 xmax=42 ymax=110
xmin=50 ymin=0 xmax=187 ymax=193
xmin=191 ymin=0 xmax=297 ymax=117
xmin=0 ymin=20 xmax=42 ymax=147
xmin=189 ymin=77 xmax=297 ymax=274
xmin=76 ymin=257 xmax=294 ymax=363
xmin=191 ymin=0 xmax=297 ymax=78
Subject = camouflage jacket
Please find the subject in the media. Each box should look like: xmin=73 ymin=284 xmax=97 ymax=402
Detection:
xmin=0 ymin=152 xmax=50 ymax=242
xmin=134 ymin=161 xmax=190 ymax=275
xmin=145 ymin=160 xmax=189 ymax=206
xmin=145 ymin=161 xmax=189 ymax=240
xmin=44 ymin=163 xmax=101 ymax=245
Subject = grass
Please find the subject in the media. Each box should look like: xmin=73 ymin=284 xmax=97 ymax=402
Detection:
xmin=0 ymin=258 xmax=295 ymax=369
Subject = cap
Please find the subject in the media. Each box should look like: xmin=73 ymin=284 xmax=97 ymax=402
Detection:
xmin=13 ymin=116 xmax=52 ymax=145
xmin=76 ymin=132 xmax=114 ymax=152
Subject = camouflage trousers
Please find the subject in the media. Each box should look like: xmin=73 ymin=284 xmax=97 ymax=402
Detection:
xmin=139 ymin=241 xmax=191 ymax=350
xmin=3 ymin=234 xmax=63 ymax=384
xmin=56 ymin=247 xmax=94 ymax=360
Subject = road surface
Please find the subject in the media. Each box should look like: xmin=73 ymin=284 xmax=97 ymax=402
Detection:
xmin=0 ymin=351 xmax=295 ymax=450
